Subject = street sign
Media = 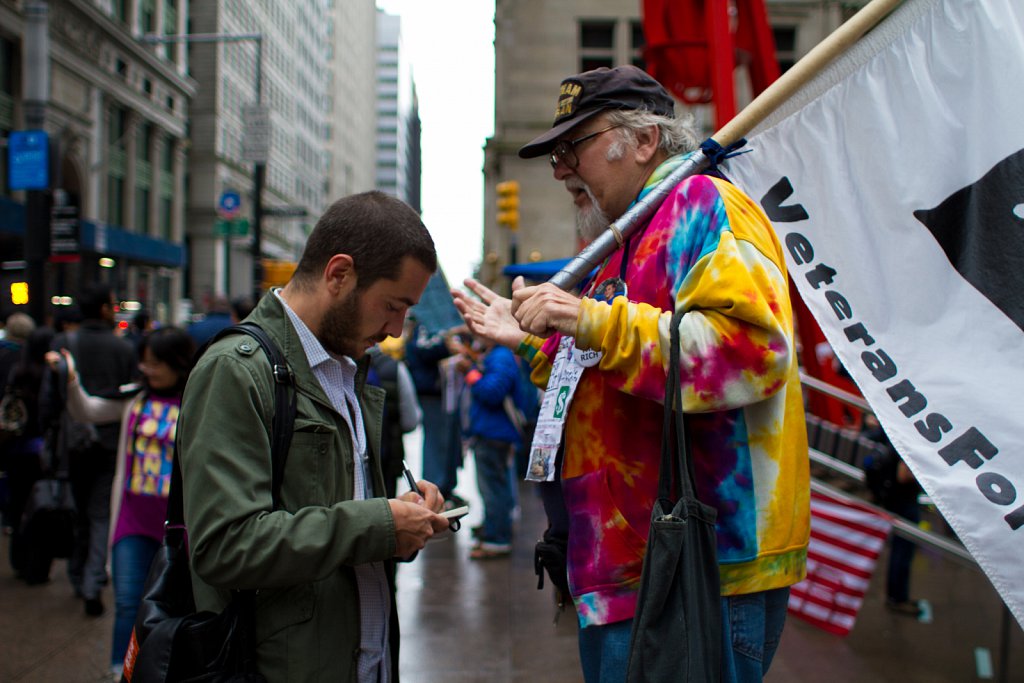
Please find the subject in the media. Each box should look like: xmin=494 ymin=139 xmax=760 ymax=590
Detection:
xmin=217 ymin=190 xmax=242 ymax=219
xmin=50 ymin=204 xmax=80 ymax=260
xmin=8 ymin=130 xmax=49 ymax=191
xmin=214 ymin=218 xmax=250 ymax=237
xmin=241 ymin=105 xmax=271 ymax=163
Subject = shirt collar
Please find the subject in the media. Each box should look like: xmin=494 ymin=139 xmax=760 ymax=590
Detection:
xmin=273 ymin=289 xmax=357 ymax=376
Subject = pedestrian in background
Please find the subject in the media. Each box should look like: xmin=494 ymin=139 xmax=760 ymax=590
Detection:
xmin=49 ymin=283 xmax=138 ymax=617
xmin=51 ymin=326 xmax=195 ymax=680
xmin=367 ymin=345 xmax=422 ymax=498
xmin=405 ymin=321 xmax=468 ymax=509
xmin=862 ymin=415 xmax=925 ymax=617
xmin=3 ymin=326 xmax=54 ymax=582
xmin=456 ymin=336 xmax=521 ymax=559
xmin=187 ymin=295 xmax=234 ymax=347
xmin=0 ymin=313 xmax=35 ymax=397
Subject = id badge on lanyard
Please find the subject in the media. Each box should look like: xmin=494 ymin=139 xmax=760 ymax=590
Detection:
xmin=524 ymin=336 xmax=602 ymax=481
xmin=523 ymin=273 xmax=630 ymax=482
xmin=523 ymin=233 xmax=633 ymax=482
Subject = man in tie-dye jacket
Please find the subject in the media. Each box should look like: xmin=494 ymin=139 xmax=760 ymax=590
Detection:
xmin=455 ymin=65 xmax=809 ymax=683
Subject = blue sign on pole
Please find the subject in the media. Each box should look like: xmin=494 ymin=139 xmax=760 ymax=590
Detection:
xmin=8 ymin=130 xmax=50 ymax=191
xmin=217 ymin=190 xmax=242 ymax=219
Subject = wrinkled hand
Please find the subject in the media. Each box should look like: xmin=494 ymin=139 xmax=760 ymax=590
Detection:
xmin=511 ymin=283 xmax=582 ymax=338
xmin=389 ymin=499 xmax=449 ymax=558
xmin=452 ymin=278 xmax=529 ymax=349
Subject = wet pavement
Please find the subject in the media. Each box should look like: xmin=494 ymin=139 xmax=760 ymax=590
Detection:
xmin=2 ymin=432 xmax=1022 ymax=682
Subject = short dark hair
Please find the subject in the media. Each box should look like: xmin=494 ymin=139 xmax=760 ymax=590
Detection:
xmin=78 ymin=283 xmax=115 ymax=320
xmin=140 ymin=326 xmax=196 ymax=382
xmin=292 ymin=191 xmax=437 ymax=290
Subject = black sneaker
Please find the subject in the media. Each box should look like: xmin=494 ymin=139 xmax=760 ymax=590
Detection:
xmin=84 ymin=597 xmax=105 ymax=617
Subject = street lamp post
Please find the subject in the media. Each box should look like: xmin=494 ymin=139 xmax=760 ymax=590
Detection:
xmin=23 ymin=0 xmax=51 ymax=324
xmin=141 ymin=32 xmax=265 ymax=303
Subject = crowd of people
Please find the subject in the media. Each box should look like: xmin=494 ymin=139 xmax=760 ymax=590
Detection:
xmin=0 ymin=64 xmax=926 ymax=683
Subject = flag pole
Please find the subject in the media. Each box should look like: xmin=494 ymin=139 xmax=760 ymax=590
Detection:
xmin=549 ymin=0 xmax=904 ymax=290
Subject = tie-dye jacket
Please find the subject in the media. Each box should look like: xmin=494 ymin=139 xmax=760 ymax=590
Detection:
xmin=518 ymin=154 xmax=810 ymax=628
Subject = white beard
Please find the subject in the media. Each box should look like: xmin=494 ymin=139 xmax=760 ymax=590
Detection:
xmin=568 ymin=179 xmax=611 ymax=242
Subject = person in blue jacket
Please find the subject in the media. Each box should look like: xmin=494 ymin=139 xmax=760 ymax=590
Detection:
xmin=456 ymin=337 xmax=521 ymax=559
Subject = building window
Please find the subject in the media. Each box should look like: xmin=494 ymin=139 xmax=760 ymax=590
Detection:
xmin=579 ymin=20 xmax=615 ymax=72
xmin=138 ymin=123 xmax=153 ymax=163
xmin=112 ymin=0 xmax=129 ymax=25
xmin=159 ymin=137 xmax=174 ymax=240
xmin=164 ymin=0 xmax=178 ymax=36
xmin=108 ymin=177 xmax=125 ymax=227
xmin=108 ymin=106 xmax=129 ymax=226
xmin=140 ymin=0 xmax=156 ymax=34
xmin=631 ymin=20 xmax=646 ymax=70
xmin=160 ymin=196 xmax=173 ymax=240
xmin=773 ymin=27 xmax=798 ymax=73
xmin=135 ymin=186 xmax=150 ymax=233
xmin=135 ymin=122 xmax=153 ymax=233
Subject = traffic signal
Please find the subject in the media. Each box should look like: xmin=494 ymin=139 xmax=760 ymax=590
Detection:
xmin=10 ymin=282 xmax=29 ymax=305
xmin=496 ymin=180 xmax=520 ymax=231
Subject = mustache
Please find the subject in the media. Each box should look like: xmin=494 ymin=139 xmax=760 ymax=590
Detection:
xmin=565 ymin=177 xmax=590 ymax=194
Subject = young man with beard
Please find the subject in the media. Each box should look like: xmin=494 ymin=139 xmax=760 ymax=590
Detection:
xmin=177 ymin=191 xmax=450 ymax=682
xmin=454 ymin=66 xmax=809 ymax=682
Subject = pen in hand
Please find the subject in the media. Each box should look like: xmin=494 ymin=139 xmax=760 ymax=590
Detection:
xmin=402 ymin=460 xmax=420 ymax=497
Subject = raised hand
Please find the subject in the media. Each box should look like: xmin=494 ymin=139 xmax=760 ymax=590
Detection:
xmin=452 ymin=278 xmax=529 ymax=349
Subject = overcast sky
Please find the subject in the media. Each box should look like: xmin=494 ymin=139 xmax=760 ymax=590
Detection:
xmin=375 ymin=0 xmax=496 ymax=286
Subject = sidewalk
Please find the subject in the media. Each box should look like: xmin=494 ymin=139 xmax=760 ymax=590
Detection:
xmin=0 ymin=445 xmax=583 ymax=683
xmin=2 ymin=430 xmax=1021 ymax=681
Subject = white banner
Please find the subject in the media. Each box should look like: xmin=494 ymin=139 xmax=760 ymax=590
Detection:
xmin=723 ymin=0 xmax=1024 ymax=626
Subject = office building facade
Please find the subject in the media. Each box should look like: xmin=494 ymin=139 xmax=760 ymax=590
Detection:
xmin=0 ymin=0 xmax=193 ymax=323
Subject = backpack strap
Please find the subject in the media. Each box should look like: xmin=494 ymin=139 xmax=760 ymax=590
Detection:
xmin=167 ymin=322 xmax=296 ymax=527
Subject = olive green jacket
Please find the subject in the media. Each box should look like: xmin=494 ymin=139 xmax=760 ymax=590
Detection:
xmin=177 ymin=292 xmax=400 ymax=682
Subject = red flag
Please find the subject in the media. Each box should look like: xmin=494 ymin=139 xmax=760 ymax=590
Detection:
xmin=788 ymin=490 xmax=892 ymax=636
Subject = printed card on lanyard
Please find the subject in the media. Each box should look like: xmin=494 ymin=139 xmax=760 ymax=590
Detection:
xmin=524 ymin=337 xmax=602 ymax=482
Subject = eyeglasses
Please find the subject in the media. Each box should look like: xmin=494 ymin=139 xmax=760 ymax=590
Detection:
xmin=549 ymin=124 xmax=621 ymax=170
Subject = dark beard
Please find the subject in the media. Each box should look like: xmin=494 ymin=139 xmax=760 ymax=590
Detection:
xmin=318 ymin=291 xmax=363 ymax=358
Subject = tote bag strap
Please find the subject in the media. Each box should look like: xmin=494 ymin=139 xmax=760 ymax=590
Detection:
xmin=658 ymin=308 xmax=698 ymax=502
xmin=167 ymin=323 xmax=297 ymax=528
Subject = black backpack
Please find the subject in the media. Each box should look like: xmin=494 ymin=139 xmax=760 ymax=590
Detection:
xmin=123 ymin=323 xmax=296 ymax=683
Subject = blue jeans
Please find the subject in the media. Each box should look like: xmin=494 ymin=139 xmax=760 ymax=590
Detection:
xmin=111 ymin=535 xmax=161 ymax=668
xmin=473 ymin=439 xmax=515 ymax=545
xmin=577 ymin=587 xmax=790 ymax=683
xmin=720 ymin=587 xmax=790 ymax=682
xmin=578 ymin=620 xmax=632 ymax=683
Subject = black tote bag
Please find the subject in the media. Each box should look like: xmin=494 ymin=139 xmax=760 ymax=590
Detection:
xmin=626 ymin=309 xmax=722 ymax=683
